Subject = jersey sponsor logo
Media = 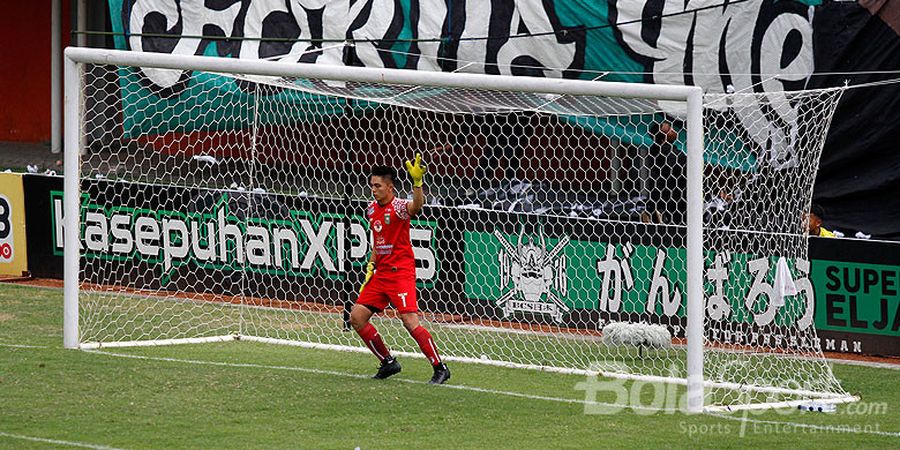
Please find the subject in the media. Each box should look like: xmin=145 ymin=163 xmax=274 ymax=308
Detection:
xmin=373 ymin=220 xmax=383 ymax=233
xmin=494 ymin=226 xmax=570 ymax=323
xmin=394 ymin=198 xmax=410 ymax=221
xmin=367 ymin=205 xmax=375 ymax=217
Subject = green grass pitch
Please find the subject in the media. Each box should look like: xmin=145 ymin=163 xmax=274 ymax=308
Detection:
xmin=0 ymin=283 xmax=897 ymax=449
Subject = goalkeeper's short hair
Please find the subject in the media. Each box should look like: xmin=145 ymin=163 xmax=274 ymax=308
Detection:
xmin=370 ymin=165 xmax=398 ymax=183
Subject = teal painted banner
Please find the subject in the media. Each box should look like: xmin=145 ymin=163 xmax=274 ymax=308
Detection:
xmin=105 ymin=0 xmax=824 ymax=170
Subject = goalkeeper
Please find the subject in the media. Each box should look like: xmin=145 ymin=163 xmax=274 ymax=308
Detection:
xmin=350 ymin=153 xmax=451 ymax=384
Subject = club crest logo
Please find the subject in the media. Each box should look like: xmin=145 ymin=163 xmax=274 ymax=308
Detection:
xmin=494 ymin=227 xmax=570 ymax=323
xmin=384 ymin=213 xmax=391 ymax=225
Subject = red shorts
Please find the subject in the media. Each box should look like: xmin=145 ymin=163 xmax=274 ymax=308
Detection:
xmin=356 ymin=270 xmax=418 ymax=314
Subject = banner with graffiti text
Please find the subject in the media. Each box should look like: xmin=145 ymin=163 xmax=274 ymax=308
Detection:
xmin=106 ymin=1 xmax=817 ymax=164
xmin=111 ymin=0 xmax=821 ymax=88
xmin=105 ymin=0 xmax=900 ymax=238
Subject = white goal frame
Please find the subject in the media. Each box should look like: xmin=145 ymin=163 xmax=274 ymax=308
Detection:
xmin=63 ymin=46 xmax=818 ymax=414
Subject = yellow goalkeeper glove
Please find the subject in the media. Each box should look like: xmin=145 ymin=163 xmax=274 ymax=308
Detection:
xmin=359 ymin=261 xmax=375 ymax=294
xmin=405 ymin=153 xmax=425 ymax=188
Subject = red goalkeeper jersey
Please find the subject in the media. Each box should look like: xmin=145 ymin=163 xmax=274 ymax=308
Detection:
xmin=367 ymin=196 xmax=415 ymax=273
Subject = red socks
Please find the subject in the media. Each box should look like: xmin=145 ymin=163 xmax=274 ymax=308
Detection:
xmin=356 ymin=323 xmax=391 ymax=362
xmin=410 ymin=326 xmax=442 ymax=366
xmin=357 ymin=323 xmax=442 ymax=367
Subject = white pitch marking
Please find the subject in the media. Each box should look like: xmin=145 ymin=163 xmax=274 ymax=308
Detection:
xmin=0 ymin=431 xmax=123 ymax=449
xmin=0 ymin=342 xmax=49 ymax=349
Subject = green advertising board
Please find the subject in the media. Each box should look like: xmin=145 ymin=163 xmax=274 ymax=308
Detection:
xmin=812 ymin=260 xmax=900 ymax=337
xmin=463 ymin=229 xmax=817 ymax=329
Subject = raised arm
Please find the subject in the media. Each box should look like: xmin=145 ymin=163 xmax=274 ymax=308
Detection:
xmin=405 ymin=153 xmax=426 ymax=217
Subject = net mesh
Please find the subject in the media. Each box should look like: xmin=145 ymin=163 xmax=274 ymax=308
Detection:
xmin=74 ymin=61 xmax=848 ymax=409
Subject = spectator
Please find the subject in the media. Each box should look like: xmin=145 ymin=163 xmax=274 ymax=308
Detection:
xmin=474 ymin=114 xmax=526 ymax=188
xmin=643 ymin=121 xmax=686 ymax=225
xmin=807 ymin=204 xmax=836 ymax=237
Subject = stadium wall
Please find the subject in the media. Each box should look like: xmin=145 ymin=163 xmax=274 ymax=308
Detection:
xmin=0 ymin=1 xmax=72 ymax=142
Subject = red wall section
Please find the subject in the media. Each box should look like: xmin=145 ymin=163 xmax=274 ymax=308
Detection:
xmin=0 ymin=1 xmax=71 ymax=142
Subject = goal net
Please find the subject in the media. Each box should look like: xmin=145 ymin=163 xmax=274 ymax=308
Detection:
xmin=64 ymin=48 xmax=855 ymax=411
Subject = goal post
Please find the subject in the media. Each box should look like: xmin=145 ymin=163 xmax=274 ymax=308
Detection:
xmin=685 ymin=88 xmax=704 ymax=414
xmin=62 ymin=46 xmax=854 ymax=413
xmin=63 ymin=51 xmax=80 ymax=351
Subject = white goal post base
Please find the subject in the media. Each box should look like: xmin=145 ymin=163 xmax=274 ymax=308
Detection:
xmin=78 ymin=334 xmax=858 ymax=413
xmin=78 ymin=335 xmax=236 ymax=350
